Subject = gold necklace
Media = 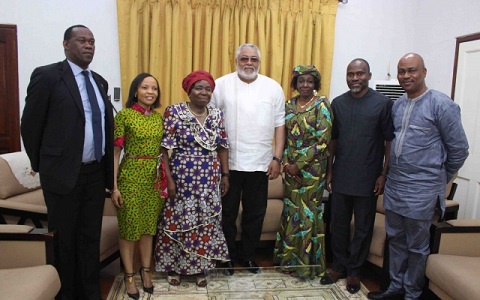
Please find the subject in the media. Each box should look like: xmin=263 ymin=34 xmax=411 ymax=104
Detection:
xmin=297 ymin=95 xmax=316 ymax=109
xmin=187 ymin=103 xmax=207 ymax=117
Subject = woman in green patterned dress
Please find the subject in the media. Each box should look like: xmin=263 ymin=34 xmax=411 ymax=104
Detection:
xmin=273 ymin=65 xmax=333 ymax=279
xmin=111 ymin=73 xmax=165 ymax=299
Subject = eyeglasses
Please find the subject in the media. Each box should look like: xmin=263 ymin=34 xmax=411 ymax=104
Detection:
xmin=239 ymin=56 xmax=260 ymax=63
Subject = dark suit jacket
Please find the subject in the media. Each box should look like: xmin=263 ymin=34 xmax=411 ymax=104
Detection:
xmin=21 ymin=60 xmax=114 ymax=194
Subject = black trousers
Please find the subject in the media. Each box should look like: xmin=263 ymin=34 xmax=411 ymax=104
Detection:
xmin=44 ymin=160 xmax=105 ymax=300
xmin=330 ymin=191 xmax=377 ymax=276
xmin=221 ymin=171 xmax=268 ymax=261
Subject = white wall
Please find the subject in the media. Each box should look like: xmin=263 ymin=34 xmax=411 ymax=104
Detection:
xmin=331 ymin=0 xmax=480 ymax=99
xmin=330 ymin=0 xmax=416 ymax=99
xmin=0 ymin=0 xmax=123 ymax=113
xmin=415 ymin=0 xmax=480 ymax=96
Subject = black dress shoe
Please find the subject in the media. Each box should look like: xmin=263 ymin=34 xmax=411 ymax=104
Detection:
xmin=221 ymin=261 xmax=235 ymax=276
xmin=242 ymin=260 xmax=260 ymax=274
xmin=346 ymin=275 xmax=360 ymax=294
xmin=320 ymin=271 xmax=345 ymax=285
xmin=367 ymin=290 xmax=405 ymax=300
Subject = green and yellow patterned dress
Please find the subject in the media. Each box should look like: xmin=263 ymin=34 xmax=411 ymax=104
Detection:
xmin=114 ymin=103 xmax=165 ymax=240
xmin=273 ymin=95 xmax=333 ymax=278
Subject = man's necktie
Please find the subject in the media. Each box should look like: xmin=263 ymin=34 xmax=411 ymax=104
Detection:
xmin=82 ymin=70 xmax=103 ymax=162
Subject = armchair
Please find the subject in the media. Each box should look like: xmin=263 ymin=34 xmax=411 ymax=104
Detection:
xmin=0 ymin=224 xmax=60 ymax=300
xmin=424 ymin=219 xmax=480 ymax=300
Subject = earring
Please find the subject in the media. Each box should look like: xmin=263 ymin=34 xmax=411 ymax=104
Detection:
xmin=134 ymin=93 xmax=137 ymax=98
xmin=313 ymin=90 xmax=318 ymax=96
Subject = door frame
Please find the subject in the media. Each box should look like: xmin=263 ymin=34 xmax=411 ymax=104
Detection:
xmin=0 ymin=24 xmax=20 ymax=153
xmin=451 ymin=32 xmax=480 ymax=99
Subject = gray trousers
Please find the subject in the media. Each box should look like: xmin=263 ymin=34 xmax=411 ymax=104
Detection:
xmin=385 ymin=209 xmax=431 ymax=300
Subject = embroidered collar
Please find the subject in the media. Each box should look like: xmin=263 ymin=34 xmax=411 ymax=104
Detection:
xmin=132 ymin=103 xmax=152 ymax=115
xmin=407 ymin=89 xmax=430 ymax=101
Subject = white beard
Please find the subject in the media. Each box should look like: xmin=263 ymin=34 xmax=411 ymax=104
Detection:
xmin=237 ymin=67 xmax=259 ymax=81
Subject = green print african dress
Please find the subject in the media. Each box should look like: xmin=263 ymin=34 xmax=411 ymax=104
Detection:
xmin=114 ymin=104 xmax=165 ymax=241
xmin=273 ymin=95 xmax=333 ymax=278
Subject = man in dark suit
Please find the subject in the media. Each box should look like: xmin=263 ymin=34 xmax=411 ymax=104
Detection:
xmin=21 ymin=25 xmax=114 ymax=300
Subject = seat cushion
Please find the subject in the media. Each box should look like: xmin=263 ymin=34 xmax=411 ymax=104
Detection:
xmin=268 ymin=175 xmax=284 ymax=199
xmin=235 ymin=198 xmax=284 ymax=241
xmin=0 ymin=265 xmax=60 ymax=300
xmin=369 ymin=212 xmax=386 ymax=257
xmin=426 ymin=254 xmax=480 ymax=300
xmin=100 ymin=216 xmax=119 ymax=261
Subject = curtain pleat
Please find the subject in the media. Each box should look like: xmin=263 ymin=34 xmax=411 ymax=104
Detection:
xmin=117 ymin=0 xmax=338 ymax=110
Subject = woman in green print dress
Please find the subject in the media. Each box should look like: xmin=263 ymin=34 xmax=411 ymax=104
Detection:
xmin=273 ymin=65 xmax=333 ymax=279
xmin=111 ymin=73 xmax=165 ymax=299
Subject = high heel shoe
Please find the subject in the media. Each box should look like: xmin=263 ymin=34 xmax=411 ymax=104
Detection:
xmin=139 ymin=266 xmax=154 ymax=294
xmin=124 ymin=272 xmax=140 ymax=300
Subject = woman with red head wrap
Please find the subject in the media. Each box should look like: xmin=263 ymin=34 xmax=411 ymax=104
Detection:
xmin=155 ymin=70 xmax=230 ymax=287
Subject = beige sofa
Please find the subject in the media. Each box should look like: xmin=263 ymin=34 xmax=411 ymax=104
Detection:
xmin=0 ymin=224 xmax=61 ymax=300
xmin=0 ymin=152 xmax=119 ymax=268
xmin=425 ymin=219 xmax=480 ymax=300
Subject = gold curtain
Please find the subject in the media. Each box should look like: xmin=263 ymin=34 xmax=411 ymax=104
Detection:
xmin=116 ymin=0 xmax=338 ymax=110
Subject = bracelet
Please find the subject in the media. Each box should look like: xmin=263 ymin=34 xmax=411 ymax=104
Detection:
xmin=221 ymin=172 xmax=230 ymax=178
xmin=111 ymin=189 xmax=119 ymax=194
xmin=380 ymin=173 xmax=387 ymax=177
xmin=273 ymin=156 xmax=282 ymax=164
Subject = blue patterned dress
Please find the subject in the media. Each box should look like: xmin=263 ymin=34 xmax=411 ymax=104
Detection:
xmin=155 ymin=102 xmax=230 ymax=275
xmin=273 ymin=95 xmax=333 ymax=278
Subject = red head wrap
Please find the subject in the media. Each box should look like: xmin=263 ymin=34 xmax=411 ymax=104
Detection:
xmin=182 ymin=70 xmax=216 ymax=94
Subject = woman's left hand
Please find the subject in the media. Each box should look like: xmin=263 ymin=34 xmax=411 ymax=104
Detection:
xmin=167 ymin=180 xmax=176 ymax=199
xmin=220 ymin=177 xmax=229 ymax=196
xmin=284 ymin=162 xmax=302 ymax=183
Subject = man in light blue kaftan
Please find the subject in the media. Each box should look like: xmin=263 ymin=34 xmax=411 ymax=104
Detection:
xmin=367 ymin=53 xmax=469 ymax=300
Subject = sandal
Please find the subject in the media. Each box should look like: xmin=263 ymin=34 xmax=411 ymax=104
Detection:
xmin=124 ymin=272 xmax=140 ymax=300
xmin=139 ymin=266 xmax=154 ymax=294
xmin=167 ymin=271 xmax=181 ymax=286
xmin=196 ymin=274 xmax=207 ymax=287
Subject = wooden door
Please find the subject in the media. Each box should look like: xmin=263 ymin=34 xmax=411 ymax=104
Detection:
xmin=0 ymin=25 xmax=20 ymax=153
xmin=451 ymin=33 xmax=480 ymax=219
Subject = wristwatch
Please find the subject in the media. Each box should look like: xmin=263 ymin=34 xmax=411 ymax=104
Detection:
xmin=272 ymin=156 xmax=282 ymax=164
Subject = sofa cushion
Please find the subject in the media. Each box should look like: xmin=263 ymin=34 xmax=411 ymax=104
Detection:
xmin=376 ymin=195 xmax=385 ymax=214
xmin=369 ymin=212 xmax=386 ymax=257
xmin=0 ymin=154 xmax=40 ymax=199
xmin=268 ymin=176 xmax=284 ymax=199
xmin=100 ymin=215 xmax=119 ymax=261
xmin=426 ymin=254 xmax=480 ymax=300
xmin=0 ymin=265 xmax=60 ymax=300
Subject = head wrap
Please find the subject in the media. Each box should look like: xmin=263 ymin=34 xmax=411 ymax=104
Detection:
xmin=182 ymin=70 xmax=216 ymax=94
xmin=292 ymin=65 xmax=321 ymax=80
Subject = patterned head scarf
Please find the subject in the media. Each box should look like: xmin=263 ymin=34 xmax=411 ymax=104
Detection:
xmin=292 ymin=65 xmax=321 ymax=80
xmin=182 ymin=70 xmax=216 ymax=94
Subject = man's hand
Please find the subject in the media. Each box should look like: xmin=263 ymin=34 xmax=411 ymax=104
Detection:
xmin=267 ymin=160 xmax=281 ymax=180
xmin=373 ymin=175 xmax=386 ymax=196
